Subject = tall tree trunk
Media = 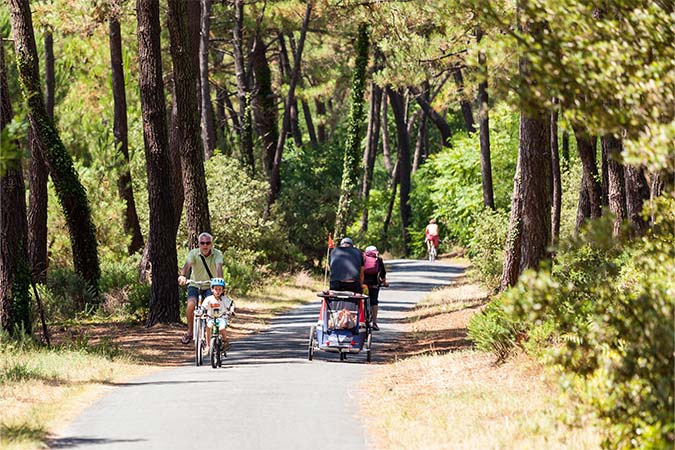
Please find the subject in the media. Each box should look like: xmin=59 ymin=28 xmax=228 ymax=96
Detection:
xmin=575 ymin=171 xmax=591 ymax=233
xmin=624 ymin=165 xmax=649 ymax=235
xmin=109 ymin=4 xmax=144 ymax=255
xmin=232 ymin=0 xmax=254 ymax=174
xmin=250 ymin=34 xmax=278 ymax=176
xmin=477 ymin=28 xmax=494 ymax=209
xmin=136 ymin=0 xmax=179 ymax=325
xmin=388 ymin=87 xmax=412 ymax=255
xmin=500 ymin=13 xmax=551 ymax=289
xmin=415 ymin=94 xmax=452 ymax=147
xmin=0 ymin=39 xmax=31 ymax=334
xmin=199 ymin=0 xmax=216 ymax=159
xmin=601 ymin=139 xmax=609 ymax=207
xmin=267 ymin=0 xmax=312 ymax=210
xmin=315 ymin=98 xmax=326 ymax=143
xmin=573 ymin=127 xmax=602 ymax=219
xmin=44 ymin=30 xmax=54 ymax=119
xmin=359 ymin=81 xmax=382 ymax=235
xmin=550 ymin=107 xmax=561 ymax=246
xmin=452 ymin=67 xmax=476 ymax=134
xmin=279 ymin=33 xmax=303 ymax=147
xmin=380 ymin=93 xmax=393 ymax=177
xmin=412 ymin=80 xmax=428 ymax=173
xmin=382 ymin=160 xmax=399 ymax=239
xmin=301 ymin=99 xmax=318 ymax=148
xmin=602 ymin=134 xmax=626 ymax=237
xmin=168 ymin=0 xmax=211 ymax=248
xmin=8 ymin=0 xmax=100 ymax=294
xmin=561 ymin=128 xmax=570 ymax=168
xmin=334 ymin=23 xmax=369 ymax=239
xmin=27 ymin=128 xmax=48 ymax=283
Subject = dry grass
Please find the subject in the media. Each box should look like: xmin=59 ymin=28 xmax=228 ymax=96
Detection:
xmin=362 ymin=277 xmax=600 ymax=449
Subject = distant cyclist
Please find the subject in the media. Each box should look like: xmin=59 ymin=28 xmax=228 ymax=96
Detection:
xmin=424 ymin=219 xmax=439 ymax=257
xmin=177 ymin=232 xmax=224 ymax=345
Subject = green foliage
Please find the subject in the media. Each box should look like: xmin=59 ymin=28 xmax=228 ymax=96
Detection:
xmin=409 ymin=102 xmax=518 ymax=252
xmin=479 ymin=198 xmax=675 ymax=449
xmin=124 ymin=282 xmax=151 ymax=324
xmin=466 ymin=208 xmax=509 ymax=291
xmin=467 ymin=296 xmax=524 ymax=362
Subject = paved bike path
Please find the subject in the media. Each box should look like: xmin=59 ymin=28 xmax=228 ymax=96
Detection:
xmin=51 ymin=260 xmax=464 ymax=449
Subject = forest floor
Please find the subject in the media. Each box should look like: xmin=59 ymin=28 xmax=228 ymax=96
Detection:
xmin=361 ymin=271 xmax=601 ymax=449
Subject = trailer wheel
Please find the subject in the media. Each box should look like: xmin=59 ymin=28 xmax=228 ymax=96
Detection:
xmin=308 ymin=326 xmax=315 ymax=361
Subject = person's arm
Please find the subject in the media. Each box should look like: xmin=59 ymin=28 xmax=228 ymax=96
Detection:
xmin=178 ymin=260 xmax=192 ymax=285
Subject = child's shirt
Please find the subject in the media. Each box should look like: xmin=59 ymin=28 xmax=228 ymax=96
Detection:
xmin=201 ymin=294 xmax=234 ymax=316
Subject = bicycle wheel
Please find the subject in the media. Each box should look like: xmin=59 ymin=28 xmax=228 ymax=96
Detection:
xmin=308 ymin=326 xmax=315 ymax=361
xmin=210 ymin=336 xmax=218 ymax=369
xmin=194 ymin=319 xmax=202 ymax=366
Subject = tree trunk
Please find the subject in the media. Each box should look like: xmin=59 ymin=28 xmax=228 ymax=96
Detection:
xmin=334 ymin=23 xmax=369 ymax=239
xmin=452 ymin=67 xmax=476 ymax=134
xmin=168 ymin=94 xmax=185 ymax=234
xmin=380 ymin=93 xmax=393 ymax=177
xmin=136 ymin=0 xmax=180 ymax=325
xmin=500 ymin=163 xmax=522 ymax=290
xmin=267 ymin=0 xmax=313 ymax=210
xmin=624 ymin=165 xmax=649 ymax=235
xmin=8 ymin=0 xmax=100 ymax=294
xmin=382 ymin=160 xmax=399 ymax=239
xmin=573 ymin=127 xmax=602 ymax=219
xmin=109 ymin=5 xmax=144 ymax=255
xmin=250 ymin=34 xmax=278 ymax=176
xmin=412 ymin=81 xmax=428 ymax=173
xmin=44 ymin=30 xmax=54 ymax=119
xmin=601 ymin=139 xmax=609 ymax=207
xmin=168 ymin=0 xmax=211 ymax=248
xmin=359 ymin=81 xmax=382 ymax=235
xmin=415 ymin=94 xmax=452 ymax=147
xmin=315 ymin=98 xmax=326 ymax=143
xmin=575 ymin=171 xmax=591 ymax=233
xmin=388 ymin=87 xmax=412 ymax=255
xmin=0 ymin=38 xmax=31 ymax=334
xmin=232 ymin=0 xmax=254 ymax=174
xmin=550 ymin=108 xmax=561 ymax=246
xmin=301 ymin=99 xmax=318 ymax=148
xmin=602 ymin=134 xmax=626 ymax=237
xmin=477 ymin=29 xmax=494 ymax=209
xmin=27 ymin=129 xmax=48 ymax=283
xmin=199 ymin=0 xmax=216 ymax=160
xmin=279 ymin=33 xmax=303 ymax=147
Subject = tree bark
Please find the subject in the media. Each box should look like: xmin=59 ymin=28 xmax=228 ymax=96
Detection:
xmin=452 ymin=67 xmax=476 ymax=134
xmin=267 ymin=0 xmax=312 ymax=210
xmin=8 ymin=0 xmax=100 ymax=294
xmin=359 ymin=81 xmax=382 ymax=235
xmin=477 ymin=29 xmax=494 ymax=209
xmin=601 ymin=138 xmax=609 ymax=207
xmin=624 ymin=165 xmax=649 ymax=235
xmin=109 ymin=4 xmax=144 ymax=255
xmin=388 ymin=87 xmax=412 ymax=255
xmin=232 ymin=0 xmax=254 ymax=174
xmin=44 ymin=30 xmax=54 ymax=119
xmin=415 ymin=94 xmax=452 ymax=147
xmin=0 ymin=38 xmax=31 ymax=334
xmin=279 ymin=33 xmax=303 ymax=148
xmin=380 ymin=93 xmax=393 ymax=177
xmin=412 ymin=81 xmax=428 ymax=173
xmin=199 ymin=0 xmax=216 ymax=159
xmin=573 ymin=127 xmax=602 ymax=219
xmin=602 ymin=134 xmax=626 ymax=237
xmin=500 ymin=163 xmax=522 ymax=290
xmin=168 ymin=0 xmax=211 ymax=248
xmin=550 ymin=108 xmax=561 ymax=246
xmin=315 ymin=98 xmax=326 ymax=143
xmin=27 ymin=128 xmax=48 ymax=283
xmin=382 ymin=160 xmax=399 ymax=239
xmin=561 ymin=129 xmax=570 ymax=169
xmin=575 ymin=171 xmax=591 ymax=233
xmin=136 ymin=0 xmax=180 ymax=325
xmin=250 ymin=34 xmax=278 ymax=176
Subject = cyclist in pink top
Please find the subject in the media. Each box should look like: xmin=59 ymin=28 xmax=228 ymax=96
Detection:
xmin=425 ymin=219 xmax=439 ymax=255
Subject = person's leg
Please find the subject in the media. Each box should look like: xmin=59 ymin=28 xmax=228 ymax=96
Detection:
xmin=186 ymin=297 xmax=196 ymax=335
xmin=220 ymin=328 xmax=229 ymax=350
xmin=372 ymin=305 xmax=379 ymax=326
xmin=370 ymin=287 xmax=380 ymax=329
xmin=205 ymin=326 xmax=212 ymax=351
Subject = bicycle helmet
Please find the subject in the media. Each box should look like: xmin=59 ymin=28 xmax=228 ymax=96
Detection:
xmin=365 ymin=245 xmax=378 ymax=253
xmin=210 ymin=278 xmax=226 ymax=288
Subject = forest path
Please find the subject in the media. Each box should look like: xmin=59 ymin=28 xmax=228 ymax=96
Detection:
xmin=50 ymin=259 xmax=464 ymax=450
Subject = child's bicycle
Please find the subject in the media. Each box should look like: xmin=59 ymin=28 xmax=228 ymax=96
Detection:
xmin=206 ymin=309 xmax=233 ymax=368
xmin=185 ymin=279 xmax=211 ymax=366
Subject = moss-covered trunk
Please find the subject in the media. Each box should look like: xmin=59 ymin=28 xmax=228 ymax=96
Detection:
xmin=8 ymin=0 xmax=100 ymax=295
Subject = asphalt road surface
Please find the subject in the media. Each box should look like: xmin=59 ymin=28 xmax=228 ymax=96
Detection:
xmin=51 ymin=259 xmax=465 ymax=450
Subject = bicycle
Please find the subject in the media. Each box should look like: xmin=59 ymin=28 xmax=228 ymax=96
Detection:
xmin=185 ymin=279 xmax=211 ymax=366
xmin=206 ymin=309 xmax=233 ymax=368
xmin=425 ymin=239 xmax=438 ymax=262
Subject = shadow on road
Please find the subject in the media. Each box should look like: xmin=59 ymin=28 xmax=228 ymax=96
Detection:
xmin=48 ymin=437 xmax=146 ymax=448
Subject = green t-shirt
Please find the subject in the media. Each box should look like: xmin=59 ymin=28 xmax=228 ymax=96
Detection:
xmin=185 ymin=248 xmax=223 ymax=288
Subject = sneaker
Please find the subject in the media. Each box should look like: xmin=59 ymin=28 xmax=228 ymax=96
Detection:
xmin=372 ymin=324 xmax=380 ymax=331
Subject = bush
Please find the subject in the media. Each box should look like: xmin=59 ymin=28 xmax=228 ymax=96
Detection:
xmin=467 ymin=208 xmax=509 ymax=291
xmin=467 ymin=296 xmax=524 ymax=362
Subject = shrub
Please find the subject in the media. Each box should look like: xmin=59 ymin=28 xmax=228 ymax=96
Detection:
xmin=467 ymin=208 xmax=510 ymax=291
xmin=467 ymin=296 xmax=524 ymax=362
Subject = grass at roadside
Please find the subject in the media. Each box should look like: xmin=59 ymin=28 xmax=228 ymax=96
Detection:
xmin=0 ymin=337 xmax=153 ymax=450
xmin=363 ymin=278 xmax=600 ymax=449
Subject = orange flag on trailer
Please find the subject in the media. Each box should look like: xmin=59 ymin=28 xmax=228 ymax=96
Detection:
xmin=328 ymin=233 xmax=334 ymax=249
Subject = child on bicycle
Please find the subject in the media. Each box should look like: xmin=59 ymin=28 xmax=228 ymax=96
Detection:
xmin=201 ymin=278 xmax=235 ymax=353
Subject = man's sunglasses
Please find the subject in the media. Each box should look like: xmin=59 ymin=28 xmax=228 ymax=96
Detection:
xmin=199 ymin=241 xmax=212 ymax=245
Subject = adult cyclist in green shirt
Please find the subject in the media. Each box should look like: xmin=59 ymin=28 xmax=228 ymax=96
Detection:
xmin=177 ymin=232 xmax=224 ymax=344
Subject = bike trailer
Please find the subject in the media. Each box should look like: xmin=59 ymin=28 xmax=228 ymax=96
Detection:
xmin=308 ymin=290 xmax=372 ymax=362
